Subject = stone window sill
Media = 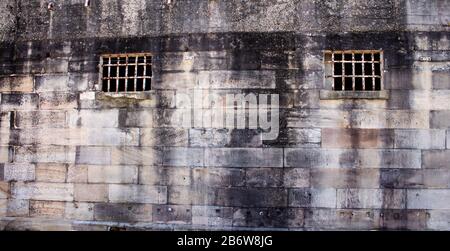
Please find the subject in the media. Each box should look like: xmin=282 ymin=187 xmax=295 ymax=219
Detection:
xmin=96 ymin=91 xmax=156 ymax=100
xmin=319 ymin=90 xmax=389 ymax=100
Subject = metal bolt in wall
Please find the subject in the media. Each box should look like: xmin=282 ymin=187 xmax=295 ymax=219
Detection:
xmin=47 ymin=2 xmax=54 ymax=10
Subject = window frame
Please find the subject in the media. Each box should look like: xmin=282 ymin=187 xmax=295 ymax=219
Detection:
xmin=99 ymin=52 xmax=153 ymax=93
xmin=321 ymin=49 xmax=388 ymax=100
xmin=324 ymin=50 xmax=384 ymax=91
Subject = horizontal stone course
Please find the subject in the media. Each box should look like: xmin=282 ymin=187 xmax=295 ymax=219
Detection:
xmin=108 ymin=184 xmax=167 ymax=204
xmin=407 ymin=189 xmax=450 ymax=209
xmin=87 ymin=165 xmax=138 ymax=184
xmin=284 ymin=148 xmax=421 ymax=169
xmin=74 ymin=184 xmax=108 ymax=202
xmin=0 ymin=76 xmax=34 ymax=93
xmin=93 ymin=203 xmax=152 ymax=222
xmin=205 ymin=148 xmax=283 ymax=168
xmin=11 ymin=182 xmax=73 ymax=201
xmin=289 ymin=188 xmax=336 ymax=208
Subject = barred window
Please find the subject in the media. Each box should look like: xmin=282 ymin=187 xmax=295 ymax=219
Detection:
xmin=101 ymin=53 xmax=152 ymax=92
xmin=324 ymin=50 xmax=383 ymax=91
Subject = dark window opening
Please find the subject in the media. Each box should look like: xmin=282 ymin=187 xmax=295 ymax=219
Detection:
xmin=325 ymin=50 xmax=383 ymax=91
xmin=101 ymin=53 xmax=152 ymax=93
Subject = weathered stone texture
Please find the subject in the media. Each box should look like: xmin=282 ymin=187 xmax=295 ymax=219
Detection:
xmin=0 ymin=0 xmax=449 ymax=231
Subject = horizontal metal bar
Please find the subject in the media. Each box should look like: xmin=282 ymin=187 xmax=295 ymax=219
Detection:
xmin=102 ymin=77 xmax=153 ymax=80
xmin=324 ymin=50 xmax=383 ymax=53
xmin=331 ymin=75 xmax=382 ymax=78
xmin=102 ymin=63 xmax=152 ymax=67
xmin=102 ymin=53 xmax=152 ymax=57
xmin=325 ymin=60 xmax=381 ymax=63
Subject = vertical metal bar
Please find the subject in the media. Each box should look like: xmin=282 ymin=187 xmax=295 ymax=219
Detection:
xmin=341 ymin=53 xmax=344 ymax=90
xmin=143 ymin=56 xmax=147 ymax=90
xmin=371 ymin=53 xmax=375 ymax=90
xmin=352 ymin=52 xmax=355 ymax=91
xmin=107 ymin=57 xmax=111 ymax=92
xmin=332 ymin=53 xmax=335 ymax=90
xmin=380 ymin=52 xmax=384 ymax=90
xmin=134 ymin=56 xmax=138 ymax=91
xmin=125 ymin=56 xmax=128 ymax=93
xmin=116 ymin=56 xmax=119 ymax=93
xmin=362 ymin=54 xmax=365 ymax=90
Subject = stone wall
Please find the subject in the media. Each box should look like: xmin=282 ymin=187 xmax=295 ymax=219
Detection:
xmin=0 ymin=0 xmax=449 ymax=230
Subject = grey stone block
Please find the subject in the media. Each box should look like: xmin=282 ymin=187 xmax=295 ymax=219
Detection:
xmin=407 ymin=189 xmax=450 ymax=209
xmin=205 ymin=148 xmax=283 ymax=168
xmin=289 ymin=188 xmax=336 ymax=208
xmin=394 ymin=129 xmax=445 ymax=149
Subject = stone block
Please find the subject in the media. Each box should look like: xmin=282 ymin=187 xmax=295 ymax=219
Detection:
xmin=284 ymin=148 xmax=421 ymax=169
xmin=197 ymin=70 xmax=276 ymax=89
xmin=245 ymin=168 xmax=283 ymax=187
xmin=216 ymin=188 xmax=287 ymax=207
xmin=111 ymin=147 xmax=162 ymax=166
xmin=349 ymin=110 xmax=429 ymax=129
xmin=162 ymin=147 xmax=204 ymax=167
xmin=15 ymin=111 xmax=67 ymax=128
xmin=108 ymin=184 xmax=167 ymax=204
xmin=192 ymin=167 xmax=245 ymax=187
xmin=39 ymin=92 xmax=78 ymax=110
xmin=152 ymin=205 xmax=192 ymax=224
xmin=322 ymin=128 xmax=394 ymax=148
xmin=287 ymin=109 xmax=349 ymax=128
xmin=1 ymin=93 xmax=39 ymax=110
xmin=289 ymin=188 xmax=337 ymax=208
xmin=30 ymin=200 xmax=65 ymax=218
xmin=0 ymin=75 xmax=34 ymax=92
xmin=35 ymin=164 xmax=67 ymax=183
xmin=67 ymin=109 xmax=120 ymax=128
xmin=304 ymin=209 xmax=380 ymax=230
xmin=407 ymin=189 xmax=450 ymax=209
xmin=0 ymin=182 xmax=9 ymax=199
xmin=94 ymin=203 xmax=152 ymax=222
xmin=74 ymin=184 xmax=108 ymax=202
xmin=75 ymin=146 xmax=112 ymax=165
xmin=2 ymin=163 xmax=35 ymax=182
xmin=394 ymin=129 xmax=445 ymax=149
xmin=87 ymin=165 xmax=138 ymax=184
xmin=283 ymin=168 xmax=310 ymax=188
xmin=11 ymin=182 xmax=73 ymax=201
xmin=310 ymin=168 xmax=380 ymax=188
xmin=430 ymin=111 xmax=450 ymax=128
xmin=205 ymin=148 xmax=283 ymax=168
xmin=191 ymin=206 xmax=233 ymax=227
xmin=168 ymin=185 xmax=218 ymax=205
xmin=15 ymin=146 xmax=76 ymax=164
xmin=232 ymin=207 xmax=303 ymax=228
xmin=427 ymin=210 xmax=450 ymax=230
xmin=422 ymin=150 xmax=450 ymax=169
xmin=35 ymin=75 xmax=69 ymax=92
xmin=139 ymin=166 xmax=191 ymax=186
xmin=381 ymin=169 xmax=450 ymax=188
xmin=140 ymin=128 xmax=189 ymax=146
xmin=65 ymin=202 xmax=94 ymax=221
xmin=67 ymin=165 xmax=88 ymax=183
xmin=6 ymin=199 xmax=29 ymax=217
xmin=337 ymin=189 xmax=406 ymax=209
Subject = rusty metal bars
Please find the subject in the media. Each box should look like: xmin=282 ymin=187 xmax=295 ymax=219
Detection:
xmin=101 ymin=53 xmax=152 ymax=92
xmin=325 ymin=50 xmax=383 ymax=91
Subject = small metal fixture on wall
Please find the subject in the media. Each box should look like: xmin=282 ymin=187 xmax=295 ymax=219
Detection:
xmin=47 ymin=2 xmax=54 ymax=10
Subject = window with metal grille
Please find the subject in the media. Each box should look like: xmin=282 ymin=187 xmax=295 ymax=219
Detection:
xmin=324 ymin=50 xmax=383 ymax=91
xmin=101 ymin=53 xmax=152 ymax=92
